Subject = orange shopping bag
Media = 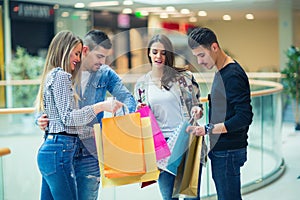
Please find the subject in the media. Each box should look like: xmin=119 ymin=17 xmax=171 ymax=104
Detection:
xmin=94 ymin=117 xmax=160 ymax=187
xmin=101 ymin=112 xmax=145 ymax=178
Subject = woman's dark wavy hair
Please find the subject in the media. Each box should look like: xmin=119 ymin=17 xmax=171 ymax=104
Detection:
xmin=147 ymin=34 xmax=186 ymax=90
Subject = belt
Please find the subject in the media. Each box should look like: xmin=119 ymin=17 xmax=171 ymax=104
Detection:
xmin=46 ymin=131 xmax=78 ymax=137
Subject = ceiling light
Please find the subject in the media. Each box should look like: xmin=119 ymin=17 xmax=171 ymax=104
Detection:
xmin=88 ymin=1 xmax=119 ymax=7
xmin=245 ymin=13 xmax=254 ymax=20
xmin=53 ymin=4 xmax=60 ymax=9
xmin=160 ymin=13 xmax=168 ymax=18
xmin=223 ymin=14 xmax=231 ymax=21
xmin=189 ymin=16 xmax=197 ymax=22
xmin=57 ymin=21 xmax=64 ymax=28
xmin=123 ymin=0 xmax=133 ymax=5
xmin=136 ymin=7 xmax=163 ymax=12
xmin=74 ymin=3 xmax=85 ymax=8
xmin=140 ymin=11 xmax=149 ymax=16
xmin=122 ymin=8 xmax=132 ymax=14
xmin=180 ymin=9 xmax=190 ymax=14
xmin=166 ymin=6 xmax=176 ymax=12
xmin=80 ymin=14 xmax=89 ymax=20
xmin=61 ymin=12 xmax=69 ymax=17
xmin=198 ymin=11 xmax=207 ymax=17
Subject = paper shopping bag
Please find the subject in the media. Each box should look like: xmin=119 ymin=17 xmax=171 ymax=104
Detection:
xmin=157 ymin=120 xmax=191 ymax=175
xmin=94 ymin=117 xmax=160 ymax=188
xmin=172 ymin=136 xmax=203 ymax=198
xmin=101 ymin=112 xmax=145 ymax=178
xmin=137 ymin=106 xmax=171 ymax=160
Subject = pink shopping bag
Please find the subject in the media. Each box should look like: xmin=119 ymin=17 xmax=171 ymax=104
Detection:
xmin=137 ymin=106 xmax=171 ymax=160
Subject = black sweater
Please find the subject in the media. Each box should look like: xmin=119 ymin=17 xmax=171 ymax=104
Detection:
xmin=209 ymin=61 xmax=253 ymax=151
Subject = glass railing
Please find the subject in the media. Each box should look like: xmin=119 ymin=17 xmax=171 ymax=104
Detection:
xmin=0 ymin=73 xmax=284 ymax=199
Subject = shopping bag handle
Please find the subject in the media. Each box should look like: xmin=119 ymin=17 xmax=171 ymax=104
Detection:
xmin=114 ymin=104 xmax=129 ymax=116
xmin=188 ymin=113 xmax=195 ymax=124
xmin=107 ymin=96 xmax=129 ymax=116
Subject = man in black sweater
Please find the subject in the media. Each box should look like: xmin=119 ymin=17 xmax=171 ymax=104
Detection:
xmin=187 ymin=27 xmax=253 ymax=200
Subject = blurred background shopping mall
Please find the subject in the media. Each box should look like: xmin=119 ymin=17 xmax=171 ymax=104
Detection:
xmin=0 ymin=0 xmax=300 ymax=199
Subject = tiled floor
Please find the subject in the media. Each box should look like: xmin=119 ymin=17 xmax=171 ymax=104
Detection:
xmin=0 ymin=122 xmax=299 ymax=200
xmin=98 ymin=122 xmax=300 ymax=200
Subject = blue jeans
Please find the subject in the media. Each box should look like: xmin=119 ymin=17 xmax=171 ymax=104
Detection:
xmin=74 ymin=138 xmax=100 ymax=200
xmin=37 ymin=134 xmax=79 ymax=200
xmin=158 ymin=164 xmax=203 ymax=200
xmin=208 ymin=148 xmax=247 ymax=200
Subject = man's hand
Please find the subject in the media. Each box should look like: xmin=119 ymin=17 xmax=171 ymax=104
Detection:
xmin=186 ymin=125 xmax=206 ymax=136
xmin=191 ymin=106 xmax=203 ymax=120
xmin=136 ymin=103 xmax=147 ymax=111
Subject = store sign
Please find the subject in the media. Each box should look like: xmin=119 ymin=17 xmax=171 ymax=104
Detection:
xmin=118 ymin=14 xmax=130 ymax=28
xmin=10 ymin=2 xmax=54 ymax=21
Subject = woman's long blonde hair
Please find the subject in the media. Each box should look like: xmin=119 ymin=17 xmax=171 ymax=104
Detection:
xmin=35 ymin=31 xmax=83 ymax=112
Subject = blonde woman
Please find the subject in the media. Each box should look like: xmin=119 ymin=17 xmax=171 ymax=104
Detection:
xmin=35 ymin=31 xmax=123 ymax=200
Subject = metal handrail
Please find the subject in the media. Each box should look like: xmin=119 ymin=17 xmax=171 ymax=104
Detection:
xmin=0 ymin=78 xmax=283 ymax=115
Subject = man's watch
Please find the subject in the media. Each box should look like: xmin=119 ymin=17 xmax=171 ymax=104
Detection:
xmin=204 ymin=123 xmax=214 ymax=135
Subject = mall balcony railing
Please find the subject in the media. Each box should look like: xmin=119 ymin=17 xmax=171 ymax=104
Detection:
xmin=0 ymin=72 xmax=284 ymax=200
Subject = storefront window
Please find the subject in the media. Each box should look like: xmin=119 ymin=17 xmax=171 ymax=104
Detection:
xmin=55 ymin=7 xmax=92 ymax=38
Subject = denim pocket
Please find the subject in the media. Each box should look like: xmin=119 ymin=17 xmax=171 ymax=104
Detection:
xmin=233 ymin=150 xmax=247 ymax=167
xmin=92 ymin=82 xmax=106 ymax=102
xmin=37 ymin=144 xmax=63 ymax=176
xmin=92 ymin=81 xmax=107 ymax=89
xmin=230 ymin=149 xmax=247 ymax=176
xmin=210 ymin=150 xmax=227 ymax=158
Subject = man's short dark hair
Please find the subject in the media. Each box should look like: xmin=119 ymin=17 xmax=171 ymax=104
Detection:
xmin=84 ymin=29 xmax=112 ymax=50
xmin=188 ymin=27 xmax=219 ymax=49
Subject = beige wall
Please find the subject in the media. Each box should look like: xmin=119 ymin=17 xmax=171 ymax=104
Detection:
xmin=153 ymin=17 xmax=280 ymax=72
xmin=199 ymin=19 xmax=279 ymax=72
xmin=148 ymin=8 xmax=300 ymax=73
xmin=115 ymin=10 xmax=300 ymax=74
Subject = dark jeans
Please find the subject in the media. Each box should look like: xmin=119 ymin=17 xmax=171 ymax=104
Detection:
xmin=208 ymin=148 xmax=247 ymax=200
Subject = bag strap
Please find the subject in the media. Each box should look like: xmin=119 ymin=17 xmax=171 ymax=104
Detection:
xmin=188 ymin=113 xmax=196 ymax=125
xmin=107 ymin=96 xmax=129 ymax=116
xmin=114 ymin=105 xmax=129 ymax=116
